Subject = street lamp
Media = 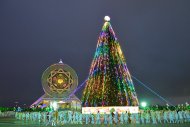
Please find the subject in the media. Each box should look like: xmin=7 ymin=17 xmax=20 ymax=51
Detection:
xmin=141 ymin=102 xmax=147 ymax=108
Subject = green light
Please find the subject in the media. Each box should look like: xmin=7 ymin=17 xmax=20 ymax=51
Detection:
xmin=141 ymin=102 xmax=147 ymax=108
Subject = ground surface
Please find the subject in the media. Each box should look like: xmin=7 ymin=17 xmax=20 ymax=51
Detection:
xmin=0 ymin=118 xmax=190 ymax=127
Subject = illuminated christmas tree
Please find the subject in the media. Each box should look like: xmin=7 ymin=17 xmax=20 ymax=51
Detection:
xmin=82 ymin=16 xmax=138 ymax=107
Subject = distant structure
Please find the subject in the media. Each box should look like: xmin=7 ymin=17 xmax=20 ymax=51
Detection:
xmin=31 ymin=60 xmax=81 ymax=111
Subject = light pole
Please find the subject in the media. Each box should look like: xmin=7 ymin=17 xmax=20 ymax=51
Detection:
xmin=141 ymin=102 xmax=147 ymax=109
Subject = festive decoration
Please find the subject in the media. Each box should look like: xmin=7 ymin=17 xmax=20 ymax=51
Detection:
xmin=41 ymin=59 xmax=78 ymax=97
xmin=31 ymin=60 xmax=81 ymax=111
xmin=82 ymin=16 xmax=139 ymax=107
xmin=47 ymin=68 xmax=73 ymax=94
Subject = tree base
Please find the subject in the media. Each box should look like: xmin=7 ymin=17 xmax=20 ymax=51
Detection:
xmin=82 ymin=106 xmax=139 ymax=114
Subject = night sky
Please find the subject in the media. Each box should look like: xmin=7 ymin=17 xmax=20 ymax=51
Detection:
xmin=0 ymin=0 xmax=190 ymax=107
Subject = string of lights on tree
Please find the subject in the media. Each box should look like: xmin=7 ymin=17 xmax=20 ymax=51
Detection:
xmin=82 ymin=16 xmax=139 ymax=107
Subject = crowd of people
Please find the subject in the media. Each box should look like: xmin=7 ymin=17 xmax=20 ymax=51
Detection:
xmin=15 ymin=109 xmax=190 ymax=126
xmin=0 ymin=111 xmax=15 ymax=117
xmin=0 ymin=103 xmax=189 ymax=126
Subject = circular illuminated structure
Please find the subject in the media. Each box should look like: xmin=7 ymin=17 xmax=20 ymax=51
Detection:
xmin=31 ymin=60 xmax=81 ymax=111
xmin=41 ymin=60 xmax=78 ymax=98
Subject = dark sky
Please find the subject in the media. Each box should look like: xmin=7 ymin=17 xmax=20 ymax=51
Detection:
xmin=0 ymin=0 xmax=190 ymax=107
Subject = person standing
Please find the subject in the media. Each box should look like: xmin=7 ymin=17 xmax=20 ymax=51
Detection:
xmin=140 ymin=111 xmax=145 ymax=124
xmin=169 ymin=110 xmax=174 ymax=123
xmin=124 ymin=111 xmax=129 ymax=124
xmin=151 ymin=110 xmax=157 ymax=124
xmin=103 ymin=112 xmax=108 ymax=124
xmin=135 ymin=112 xmax=140 ymax=124
xmin=174 ymin=110 xmax=179 ymax=123
xmin=43 ymin=112 xmax=47 ymax=124
xmin=178 ymin=111 xmax=183 ymax=123
xmin=96 ymin=111 xmax=101 ymax=124
xmin=85 ymin=114 xmax=89 ymax=124
xmin=38 ymin=112 xmax=42 ymax=123
xmin=109 ymin=113 xmax=113 ymax=124
xmin=145 ymin=111 xmax=150 ymax=124
xmin=78 ymin=113 xmax=83 ymax=124
xmin=67 ymin=111 xmax=73 ymax=124
xmin=90 ymin=113 xmax=95 ymax=124
xmin=74 ymin=112 xmax=79 ymax=124
xmin=156 ymin=110 xmax=161 ymax=124
xmin=163 ymin=110 xmax=169 ymax=123
xmin=120 ymin=112 xmax=124 ymax=124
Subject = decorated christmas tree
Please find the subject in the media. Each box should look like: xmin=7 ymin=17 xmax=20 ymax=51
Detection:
xmin=82 ymin=16 xmax=138 ymax=107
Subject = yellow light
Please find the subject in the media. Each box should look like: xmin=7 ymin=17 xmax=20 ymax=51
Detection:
xmin=118 ymin=47 xmax=122 ymax=55
xmin=57 ymin=79 xmax=64 ymax=84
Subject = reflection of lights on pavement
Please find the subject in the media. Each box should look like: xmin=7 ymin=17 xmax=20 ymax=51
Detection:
xmin=141 ymin=102 xmax=147 ymax=108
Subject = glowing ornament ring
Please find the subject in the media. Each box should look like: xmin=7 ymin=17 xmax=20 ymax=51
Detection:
xmin=41 ymin=63 xmax=78 ymax=98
